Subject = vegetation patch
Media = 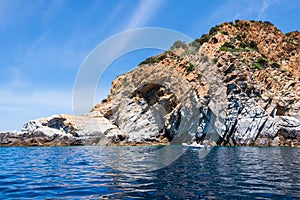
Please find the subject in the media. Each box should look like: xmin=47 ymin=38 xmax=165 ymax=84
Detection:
xmin=220 ymin=39 xmax=259 ymax=52
xmin=234 ymin=20 xmax=250 ymax=30
xmin=239 ymin=41 xmax=258 ymax=51
xmin=196 ymin=74 xmax=202 ymax=80
xmin=208 ymin=25 xmax=220 ymax=35
xmin=171 ymin=40 xmax=187 ymax=49
xmin=185 ymin=64 xmax=196 ymax=74
xmin=138 ymin=51 xmax=169 ymax=66
xmin=190 ymin=25 xmax=221 ymax=49
xmin=271 ymin=62 xmax=281 ymax=68
xmin=221 ymin=31 xmax=229 ymax=35
xmin=220 ymin=42 xmax=235 ymax=51
xmin=236 ymin=32 xmax=246 ymax=41
xmin=191 ymin=34 xmax=210 ymax=49
xmin=200 ymin=55 xmax=209 ymax=63
xmin=124 ymin=81 xmax=130 ymax=87
xmin=264 ymin=21 xmax=274 ymax=26
xmin=182 ymin=48 xmax=197 ymax=57
xmin=252 ymin=57 xmax=269 ymax=70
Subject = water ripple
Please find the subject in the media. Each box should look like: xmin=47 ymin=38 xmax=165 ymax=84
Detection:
xmin=0 ymin=146 xmax=299 ymax=199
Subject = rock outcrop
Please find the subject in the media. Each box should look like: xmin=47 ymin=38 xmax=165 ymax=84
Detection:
xmin=0 ymin=113 xmax=126 ymax=146
xmin=1 ymin=20 xmax=300 ymax=147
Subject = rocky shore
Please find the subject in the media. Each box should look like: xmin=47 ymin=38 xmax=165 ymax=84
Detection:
xmin=1 ymin=20 xmax=300 ymax=147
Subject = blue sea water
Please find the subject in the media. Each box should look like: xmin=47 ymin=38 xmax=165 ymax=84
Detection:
xmin=0 ymin=146 xmax=299 ymax=199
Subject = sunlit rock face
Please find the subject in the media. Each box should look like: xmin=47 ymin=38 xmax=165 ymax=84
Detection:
xmin=0 ymin=113 xmax=126 ymax=146
xmin=1 ymin=20 xmax=300 ymax=147
xmin=92 ymin=20 xmax=300 ymax=147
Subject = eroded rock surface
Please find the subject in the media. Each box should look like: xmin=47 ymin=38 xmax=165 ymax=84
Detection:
xmin=92 ymin=20 xmax=300 ymax=147
xmin=0 ymin=113 xmax=127 ymax=146
xmin=1 ymin=20 xmax=300 ymax=147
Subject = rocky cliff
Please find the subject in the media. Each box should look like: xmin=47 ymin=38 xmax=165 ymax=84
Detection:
xmin=1 ymin=20 xmax=300 ymax=147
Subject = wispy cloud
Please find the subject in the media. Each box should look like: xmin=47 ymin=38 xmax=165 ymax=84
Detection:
xmin=30 ymin=34 xmax=47 ymax=47
xmin=126 ymin=0 xmax=163 ymax=29
xmin=100 ymin=2 xmax=124 ymax=31
xmin=259 ymin=0 xmax=271 ymax=18
xmin=97 ymin=0 xmax=165 ymax=62
xmin=112 ymin=0 xmax=165 ymax=56
xmin=258 ymin=0 xmax=282 ymax=19
xmin=201 ymin=0 xmax=284 ymax=30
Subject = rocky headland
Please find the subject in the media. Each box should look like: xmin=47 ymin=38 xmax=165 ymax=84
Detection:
xmin=1 ymin=20 xmax=300 ymax=147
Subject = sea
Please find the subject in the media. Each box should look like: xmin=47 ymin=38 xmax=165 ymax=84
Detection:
xmin=0 ymin=146 xmax=299 ymax=199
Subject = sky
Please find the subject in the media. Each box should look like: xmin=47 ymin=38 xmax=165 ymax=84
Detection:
xmin=0 ymin=0 xmax=300 ymax=131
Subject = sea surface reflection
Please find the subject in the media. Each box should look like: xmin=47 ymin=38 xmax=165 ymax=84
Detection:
xmin=0 ymin=146 xmax=299 ymax=199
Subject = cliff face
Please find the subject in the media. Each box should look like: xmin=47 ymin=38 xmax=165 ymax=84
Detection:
xmin=92 ymin=20 xmax=300 ymax=147
xmin=1 ymin=20 xmax=300 ymax=147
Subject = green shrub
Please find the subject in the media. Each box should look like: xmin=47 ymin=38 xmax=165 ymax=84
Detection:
xmin=220 ymin=46 xmax=231 ymax=51
xmin=239 ymin=42 xmax=247 ymax=48
xmin=171 ymin=40 xmax=187 ymax=49
xmin=271 ymin=62 xmax=280 ymax=68
xmin=252 ymin=62 xmax=264 ymax=70
xmin=182 ymin=48 xmax=197 ymax=57
xmin=223 ymin=42 xmax=235 ymax=48
xmin=186 ymin=64 xmax=196 ymax=74
xmin=191 ymin=25 xmax=221 ymax=49
xmin=243 ymin=22 xmax=250 ymax=29
xmin=190 ymin=40 xmax=200 ymax=48
xmin=236 ymin=32 xmax=246 ymax=41
xmin=220 ymin=42 xmax=235 ymax=51
xmin=209 ymin=25 xmax=219 ymax=35
xmin=248 ymin=41 xmax=258 ymax=51
xmin=200 ymin=55 xmax=209 ymax=63
xmin=257 ymin=57 xmax=269 ymax=65
xmin=264 ymin=21 xmax=273 ymax=26
xmin=138 ymin=52 xmax=168 ymax=66
xmin=239 ymin=40 xmax=258 ymax=51
xmin=221 ymin=31 xmax=229 ymax=35
xmin=196 ymin=74 xmax=202 ymax=80
xmin=252 ymin=57 xmax=269 ymax=70
xmin=191 ymin=34 xmax=210 ymax=48
xmin=261 ymin=54 xmax=268 ymax=59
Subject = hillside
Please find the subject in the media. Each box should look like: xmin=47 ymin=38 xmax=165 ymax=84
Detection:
xmin=1 ymin=20 xmax=300 ymax=147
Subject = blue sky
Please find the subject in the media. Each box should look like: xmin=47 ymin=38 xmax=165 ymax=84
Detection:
xmin=0 ymin=0 xmax=299 ymax=131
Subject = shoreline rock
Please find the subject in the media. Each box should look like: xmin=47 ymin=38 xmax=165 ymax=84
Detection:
xmin=1 ymin=20 xmax=300 ymax=147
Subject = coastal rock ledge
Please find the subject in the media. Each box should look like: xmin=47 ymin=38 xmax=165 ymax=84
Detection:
xmin=1 ymin=20 xmax=300 ymax=147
